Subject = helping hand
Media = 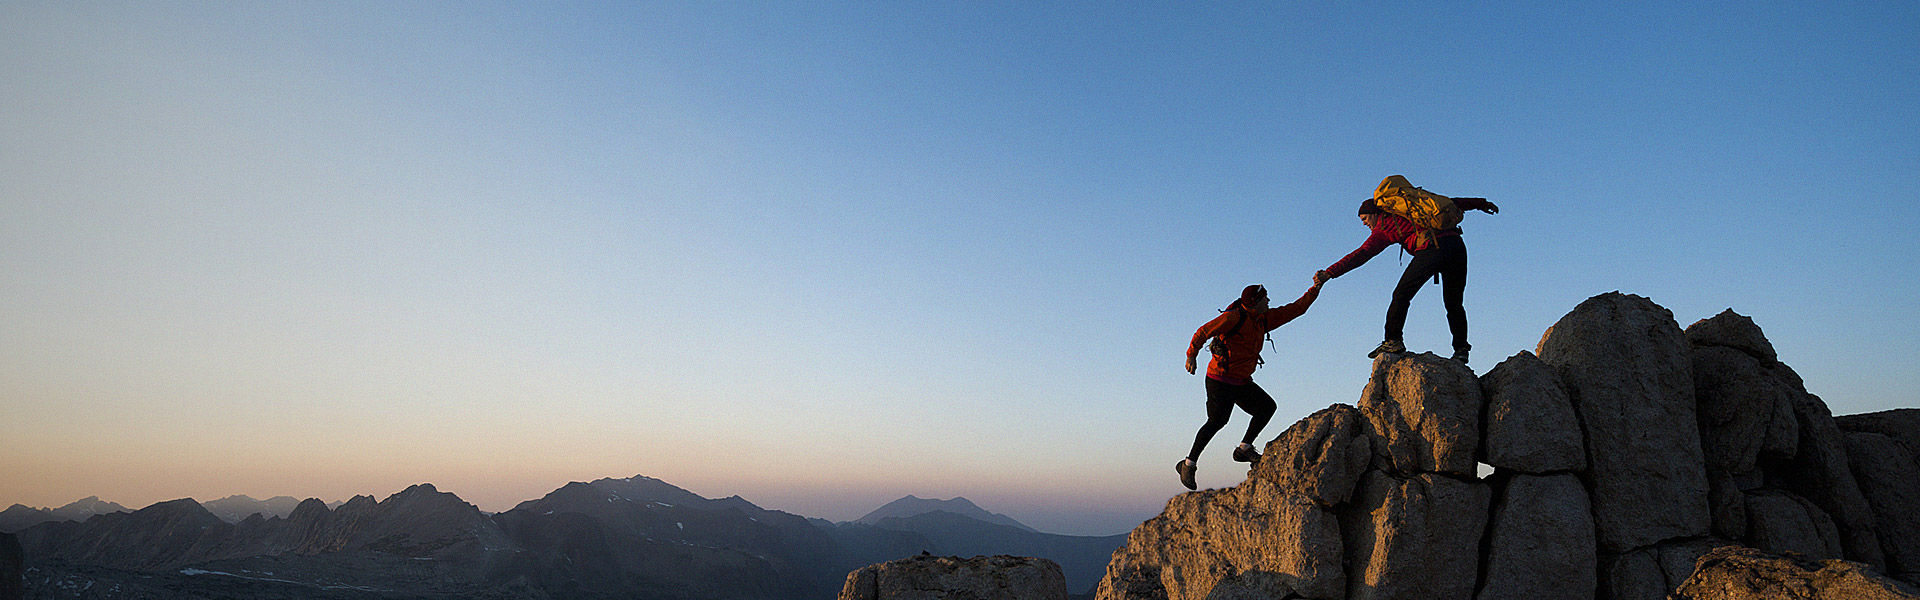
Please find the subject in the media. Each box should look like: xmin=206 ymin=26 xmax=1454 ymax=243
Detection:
xmin=1186 ymin=355 xmax=1197 ymax=375
xmin=1481 ymin=201 xmax=1500 ymax=214
xmin=1313 ymin=270 xmax=1331 ymax=286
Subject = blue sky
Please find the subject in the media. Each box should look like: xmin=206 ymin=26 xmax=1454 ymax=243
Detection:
xmin=3 ymin=2 xmax=1916 ymax=536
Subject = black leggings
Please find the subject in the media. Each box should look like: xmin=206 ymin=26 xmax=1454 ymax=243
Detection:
xmin=1188 ymin=377 xmax=1276 ymax=461
xmin=1386 ymin=234 xmax=1469 ymax=352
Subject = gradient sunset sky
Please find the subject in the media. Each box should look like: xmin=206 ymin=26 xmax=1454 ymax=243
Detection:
xmin=3 ymin=2 xmax=1915 ymax=536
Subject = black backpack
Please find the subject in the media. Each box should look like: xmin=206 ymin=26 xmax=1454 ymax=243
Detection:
xmin=1207 ymin=309 xmax=1272 ymax=370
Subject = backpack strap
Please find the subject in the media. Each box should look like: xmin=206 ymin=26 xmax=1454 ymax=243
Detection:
xmin=1210 ymin=309 xmax=1266 ymax=369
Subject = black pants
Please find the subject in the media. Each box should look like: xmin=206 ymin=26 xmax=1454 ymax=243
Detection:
xmin=1188 ymin=377 xmax=1276 ymax=461
xmin=1386 ymin=234 xmax=1469 ymax=352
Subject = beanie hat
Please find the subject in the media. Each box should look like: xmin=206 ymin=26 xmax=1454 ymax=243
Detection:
xmin=1358 ymin=200 xmax=1386 ymax=216
xmin=1241 ymin=284 xmax=1267 ymax=303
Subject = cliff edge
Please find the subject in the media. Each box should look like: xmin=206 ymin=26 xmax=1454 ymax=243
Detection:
xmin=1097 ymin=292 xmax=1920 ymax=600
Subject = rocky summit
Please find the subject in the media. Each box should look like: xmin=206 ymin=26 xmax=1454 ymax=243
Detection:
xmin=1096 ymin=292 xmax=1920 ymax=600
xmin=839 ymin=555 xmax=1068 ymax=600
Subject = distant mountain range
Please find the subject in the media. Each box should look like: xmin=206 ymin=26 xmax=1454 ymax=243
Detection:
xmin=0 ymin=496 xmax=130 ymax=533
xmin=8 ymin=476 xmax=1127 ymax=599
xmin=201 ymin=495 xmax=306 ymax=524
xmin=2 ymin=494 xmax=352 ymax=534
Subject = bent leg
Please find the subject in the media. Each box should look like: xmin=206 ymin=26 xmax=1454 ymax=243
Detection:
xmin=1235 ymin=382 xmax=1278 ymax=445
xmin=1189 ymin=378 xmax=1237 ymax=461
xmin=1387 ymin=250 xmax=1444 ymax=342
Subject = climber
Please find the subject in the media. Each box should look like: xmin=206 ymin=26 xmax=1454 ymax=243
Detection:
xmin=1313 ymin=185 xmax=1498 ymax=365
xmin=1177 ymin=282 xmax=1321 ymax=490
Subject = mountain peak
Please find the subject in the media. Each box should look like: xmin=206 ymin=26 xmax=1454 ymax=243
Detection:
xmin=398 ymin=483 xmax=440 ymax=495
xmin=855 ymin=495 xmax=1037 ymax=533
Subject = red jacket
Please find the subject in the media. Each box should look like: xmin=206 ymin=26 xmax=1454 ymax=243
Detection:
xmin=1187 ymin=286 xmax=1320 ymax=382
xmin=1325 ymin=197 xmax=1493 ymax=277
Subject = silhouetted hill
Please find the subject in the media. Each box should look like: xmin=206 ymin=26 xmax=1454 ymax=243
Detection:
xmin=0 ymin=505 xmax=54 ymax=534
xmin=855 ymin=495 xmax=1037 ymax=532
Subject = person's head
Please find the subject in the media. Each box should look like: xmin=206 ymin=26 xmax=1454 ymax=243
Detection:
xmin=1230 ymin=284 xmax=1270 ymax=313
xmin=1358 ymin=200 xmax=1386 ymax=228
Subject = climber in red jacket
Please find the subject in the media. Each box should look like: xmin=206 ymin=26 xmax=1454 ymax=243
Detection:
xmin=1176 ymin=282 xmax=1320 ymax=490
xmin=1314 ymin=196 xmax=1499 ymax=364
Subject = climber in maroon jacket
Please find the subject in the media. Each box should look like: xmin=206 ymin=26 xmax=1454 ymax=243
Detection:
xmin=1314 ymin=195 xmax=1499 ymax=365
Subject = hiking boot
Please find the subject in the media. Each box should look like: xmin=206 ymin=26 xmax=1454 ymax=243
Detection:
xmin=1367 ymin=339 xmax=1406 ymax=359
xmin=1232 ymin=443 xmax=1261 ymax=463
xmin=1175 ymin=458 xmax=1197 ymax=490
xmin=1450 ymin=348 xmax=1469 ymax=365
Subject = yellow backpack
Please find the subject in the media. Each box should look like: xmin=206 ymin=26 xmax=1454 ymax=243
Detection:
xmin=1372 ymin=175 xmax=1462 ymax=250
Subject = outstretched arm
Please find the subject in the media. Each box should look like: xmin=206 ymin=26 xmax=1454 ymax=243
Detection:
xmin=1262 ymin=284 xmax=1321 ymax=331
xmin=1454 ymin=197 xmax=1498 ymax=214
xmin=1324 ymin=229 xmax=1393 ymax=279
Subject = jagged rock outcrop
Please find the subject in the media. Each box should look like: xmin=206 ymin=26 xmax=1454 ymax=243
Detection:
xmin=1537 ymin=292 xmax=1709 ymax=554
xmin=1476 ymin=473 xmax=1594 ymax=600
xmin=1098 ymin=405 xmax=1371 ymax=600
xmin=1782 ymin=392 xmax=1885 ymax=567
xmin=1478 ymin=351 xmax=1584 ymax=473
xmin=1837 ymin=409 xmax=1920 ymax=457
xmin=1671 ymin=545 xmax=1920 ymax=600
xmin=1842 ymin=429 xmax=1920 ymax=583
xmin=1340 ymin=471 xmax=1487 ymax=600
xmin=1098 ymin=356 xmax=1491 ymax=600
xmin=1835 ymin=409 xmax=1920 ymax=582
xmin=838 ymin=555 xmax=1067 ymax=600
xmin=1743 ymin=489 xmax=1843 ymax=560
xmin=1098 ymin=292 xmax=1917 ymax=600
xmin=1359 ymin=353 xmax=1483 ymax=477
xmin=1686 ymin=309 xmax=1886 ymax=570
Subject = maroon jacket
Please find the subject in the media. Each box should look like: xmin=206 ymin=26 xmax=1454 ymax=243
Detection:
xmin=1325 ymin=197 xmax=1493 ymax=277
xmin=1187 ymin=286 xmax=1320 ymax=383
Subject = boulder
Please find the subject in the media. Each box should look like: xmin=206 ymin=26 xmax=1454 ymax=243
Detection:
xmin=1837 ymin=409 xmax=1920 ymax=461
xmin=1095 ymin=493 xmax=1226 ymax=600
xmin=1359 ymin=352 xmax=1483 ymax=477
xmin=1095 ymin=486 xmax=1342 ymax=600
xmin=1744 ymin=489 xmax=1844 ymax=560
xmin=1478 ymin=351 xmax=1585 ymax=473
xmin=1600 ymin=539 xmax=1725 ymax=600
xmin=1249 ymin=404 xmax=1372 ymax=507
xmin=1536 ymin=292 xmax=1710 ymax=553
xmin=1691 ymin=345 xmax=1799 ymax=474
xmin=1339 ymin=471 xmax=1490 ymax=600
xmin=1475 ymin=473 xmax=1595 ymax=600
xmin=840 ymin=555 xmax=1068 ymax=600
xmin=1781 ymin=393 xmax=1885 ymax=568
xmin=1845 ymin=431 xmax=1920 ymax=583
xmin=1708 ymin=471 xmax=1749 ymax=540
xmin=1671 ymin=545 xmax=1920 ymax=600
xmin=1685 ymin=309 xmax=1779 ymax=363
